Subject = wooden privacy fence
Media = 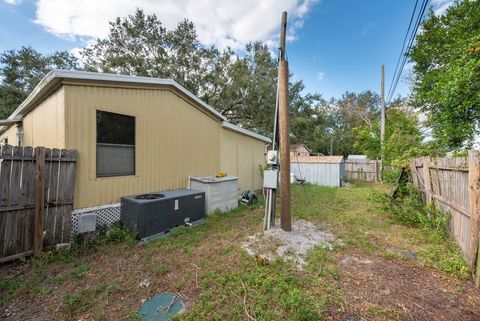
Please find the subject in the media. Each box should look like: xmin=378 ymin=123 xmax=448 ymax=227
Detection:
xmin=0 ymin=145 xmax=77 ymax=263
xmin=345 ymin=160 xmax=381 ymax=182
xmin=410 ymin=151 xmax=480 ymax=284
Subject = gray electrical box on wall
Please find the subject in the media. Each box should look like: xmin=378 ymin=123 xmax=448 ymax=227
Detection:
xmin=263 ymin=170 xmax=278 ymax=189
xmin=77 ymin=213 xmax=97 ymax=233
xmin=266 ymin=150 xmax=278 ymax=165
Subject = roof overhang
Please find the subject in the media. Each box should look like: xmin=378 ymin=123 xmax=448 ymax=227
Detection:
xmin=221 ymin=121 xmax=271 ymax=143
xmin=0 ymin=119 xmax=22 ymax=126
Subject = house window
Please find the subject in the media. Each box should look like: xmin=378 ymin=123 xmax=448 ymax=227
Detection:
xmin=96 ymin=110 xmax=135 ymax=177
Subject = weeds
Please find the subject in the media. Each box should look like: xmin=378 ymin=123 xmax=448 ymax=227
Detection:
xmin=370 ymin=182 xmax=469 ymax=278
xmin=180 ymin=252 xmax=340 ymax=321
xmin=70 ymin=263 xmax=90 ymax=280
xmin=100 ymin=225 xmax=137 ymax=246
xmin=64 ymin=282 xmax=123 ymax=316
xmin=370 ymin=183 xmax=449 ymax=234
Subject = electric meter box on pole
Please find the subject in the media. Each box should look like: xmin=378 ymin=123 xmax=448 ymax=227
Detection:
xmin=263 ymin=170 xmax=278 ymax=189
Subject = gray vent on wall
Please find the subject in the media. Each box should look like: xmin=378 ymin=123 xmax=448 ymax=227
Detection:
xmin=71 ymin=203 xmax=121 ymax=237
xmin=77 ymin=213 xmax=97 ymax=233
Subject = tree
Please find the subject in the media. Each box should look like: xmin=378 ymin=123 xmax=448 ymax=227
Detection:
xmin=301 ymin=90 xmax=381 ymax=156
xmin=82 ymin=10 xmax=223 ymax=98
xmin=409 ymin=0 xmax=480 ymax=150
xmin=353 ymin=105 xmax=427 ymax=165
xmin=83 ymin=9 xmax=320 ymax=138
xmin=0 ymin=46 xmax=79 ymax=118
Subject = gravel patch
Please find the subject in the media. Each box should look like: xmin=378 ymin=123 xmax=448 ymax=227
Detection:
xmin=242 ymin=219 xmax=337 ymax=267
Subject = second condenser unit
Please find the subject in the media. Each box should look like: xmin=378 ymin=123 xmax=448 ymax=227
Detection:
xmin=189 ymin=176 xmax=239 ymax=213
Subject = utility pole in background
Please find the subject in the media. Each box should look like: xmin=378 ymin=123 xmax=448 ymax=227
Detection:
xmin=278 ymin=11 xmax=291 ymax=231
xmin=380 ymin=64 xmax=385 ymax=181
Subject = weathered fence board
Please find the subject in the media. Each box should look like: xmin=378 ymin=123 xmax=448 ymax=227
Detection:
xmin=410 ymin=152 xmax=480 ymax=285
xmin=0 ymin=144 xmax=77 ymax=263
xmin=345 ymin=160 xmax=380 ymax=182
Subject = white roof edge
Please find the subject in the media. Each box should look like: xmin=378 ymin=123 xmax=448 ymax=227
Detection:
xmin=1 ymin=69 xmax=228 ymax=135
xmin=6 ymin=70 xmax=57 ymax=121
xmin=53 ymin=70 xmax=226 ymax=121
xmin=221 ymin=121 xmax=271 ymax=143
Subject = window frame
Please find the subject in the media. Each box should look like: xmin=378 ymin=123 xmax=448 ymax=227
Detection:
xmin=95 ymin=109 xmax=136 ymax=178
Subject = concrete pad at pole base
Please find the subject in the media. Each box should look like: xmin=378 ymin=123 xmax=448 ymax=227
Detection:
xmin=138 ymin=292 xmax=185 ymax=321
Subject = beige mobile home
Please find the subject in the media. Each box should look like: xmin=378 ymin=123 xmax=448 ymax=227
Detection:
xmin=0 ymin=70 xmax=269 ymax=221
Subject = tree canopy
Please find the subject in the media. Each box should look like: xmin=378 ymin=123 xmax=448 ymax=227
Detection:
xmin=409 ymin=0 xmax=480 ymax=150
xmin=353 ymin=105 xmax=424 ymax=165
xmin=0 ymin=7 xmax=457 ymax=165
xmin=82 ymin=9 xmax=322 ymax=137
xmin=0 ymin=46 xmax=79 ymax=118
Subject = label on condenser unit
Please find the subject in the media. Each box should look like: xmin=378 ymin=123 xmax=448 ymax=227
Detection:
xmin=174 ymin=199 xmax=179 ymax=210
xmin=194 ymin=195 xmax=202 ymax=199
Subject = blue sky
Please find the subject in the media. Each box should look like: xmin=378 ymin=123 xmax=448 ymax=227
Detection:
xmin=0 ymin=0 xmax=450 ymax=100
xmin=288 ymin=1 xmax=415 ymax=100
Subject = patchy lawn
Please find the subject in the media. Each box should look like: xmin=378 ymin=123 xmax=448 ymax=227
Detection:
xmin=1 ymin=182 xmax=480 ymax=320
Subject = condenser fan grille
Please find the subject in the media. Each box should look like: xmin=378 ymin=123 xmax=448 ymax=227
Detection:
xmin=134 ymin=193 xmax=165 ymax=200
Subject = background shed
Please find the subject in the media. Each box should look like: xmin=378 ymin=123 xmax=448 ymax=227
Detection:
xmin=291 ymin=156 xmax=345 ymax=187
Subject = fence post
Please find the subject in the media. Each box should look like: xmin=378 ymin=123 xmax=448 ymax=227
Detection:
xmin=423 ymin=157 xmax=432 ymax=204
xmin=34 ymin=147 xmax=45 ymax=256
xmin=468 ymin=150 xmax=480 ymax=286
xmin=410 ymin=160 xmax=417 ymax=186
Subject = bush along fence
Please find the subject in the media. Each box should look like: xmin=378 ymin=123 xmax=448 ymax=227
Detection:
xmin=345 ymin=159 xmax=381 ymax=182
xmin=0 ymin=145 xmax=77 ymax=263
xmin=410 ymin=151 xmax=480 ymax=285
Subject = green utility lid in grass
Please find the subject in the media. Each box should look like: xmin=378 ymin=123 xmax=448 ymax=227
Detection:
xmin=138 ymin=293 xmax=185 ymax=321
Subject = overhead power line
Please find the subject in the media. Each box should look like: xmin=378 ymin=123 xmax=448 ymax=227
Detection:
xmin=386 ymin=0 xmax=419 ymax=101
xmin=387 ymin=0 xmax=430 ymax=104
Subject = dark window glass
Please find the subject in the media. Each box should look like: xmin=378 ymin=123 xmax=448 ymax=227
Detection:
xmin=96 ymin=110 xmax=135 ymax=177
xmin=97 ymin=110 xmax=135 ymax=145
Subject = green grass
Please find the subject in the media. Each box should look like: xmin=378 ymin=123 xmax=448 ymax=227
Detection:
xmin=70 ymin=263 xmax=91 ymax=280
xmin=368 ymin=182 xmax=470 ymax=278
xmin=0 ymin=182 xmax=472 ymax=320
xmin=178 ymin=251 xmax=341 ymax=321
xmin=64 ymin=282 xmax=123 ymax=316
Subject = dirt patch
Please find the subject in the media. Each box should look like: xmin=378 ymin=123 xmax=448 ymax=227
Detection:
xmin=338 ymin=255 xmax=480 ymax=321
xmin=242 ymin=219 xmax=337 ymax=267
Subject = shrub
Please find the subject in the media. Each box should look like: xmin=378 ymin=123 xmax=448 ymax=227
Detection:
xmin=382 ymin=166 xmax=402 ymax=183
xmin=100 ymin=226 xmax=137 ymax=245
xmin=370 ymin=183 xmax=449 ymax=236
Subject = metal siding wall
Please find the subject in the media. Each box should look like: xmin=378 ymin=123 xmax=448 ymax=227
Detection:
xmin=0 ymin=126 xmax=18 ymax=145
xmin=65 ymin=85 xmax=221 ymax=209
xmin=291 ymin=163 xmax=341 ymax=187
xmin=5 ymin=87 xmax=66 ymax=148
xmin=220 ymin=128 xmax=265 ymax=193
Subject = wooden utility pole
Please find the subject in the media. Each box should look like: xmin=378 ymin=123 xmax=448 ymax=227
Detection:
xmin=380 ymin=65 xmax=385 ymax=180
xmin=278 ymin=11 xmax=291 ymax=231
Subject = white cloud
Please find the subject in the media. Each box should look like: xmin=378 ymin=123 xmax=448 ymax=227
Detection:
xmin=316 ymin=72 xmax=325 ymax=81
xmin=431 ymin=0 xmax=455 ymax=16
xmin=3 ymin=0 xmax=22 ymax=4
xmin=33 ymin=0 xmax=319 ymax=50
